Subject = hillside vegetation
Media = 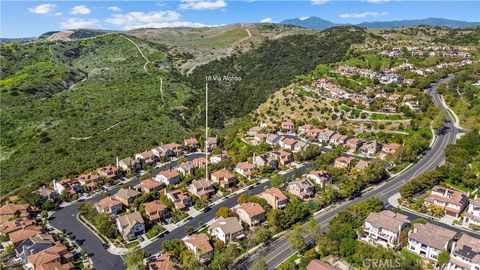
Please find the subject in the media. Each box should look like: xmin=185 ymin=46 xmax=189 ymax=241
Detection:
xmin=1 ymin=34 xmax=192 ymax=193
xmin=185 ymin=26 xmax=368 ymax=128
xmin=1 ymin=26 xmax=367 ymax=194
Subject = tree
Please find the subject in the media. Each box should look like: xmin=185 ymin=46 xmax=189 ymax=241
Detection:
xmin=237 ymin=194 xmax=249 ymax=204
xmin=251 ymin=226 xmax=272 ymax=245
xmin=432 ymin=110 xmax=446 ymax=133
xmin=271 ymin=174 xmax=284 ymax=187
xmin=124 ymin=247 xmax=147 ymax=270
xmin=216 ymin=207 xmax=230 ymax=218
xmin=161 ymin=239 xmax=187 ymax=260
xmin=185 ymin=226 xmax=194 ymax=235
xmin=288 ymin=225 xmax=306 ymax=252
xmin=251 ymin=256 xmax=267 ymax=270
xmin=438 ymin=251 xmax=450 ymax=266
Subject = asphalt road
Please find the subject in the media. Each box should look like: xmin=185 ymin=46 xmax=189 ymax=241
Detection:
xmin=243 ymin=76 xmax=462 ymax=269
xmin=49 ymin=153 xmax=205 ymax=270
xmin=49 ymin=152 xmax=311 ymax=270
xmin=50 ymin=76 xmax=458 ymax=270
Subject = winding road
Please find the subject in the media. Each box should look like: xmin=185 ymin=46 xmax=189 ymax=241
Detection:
xmin=242 ymin=75 xmax=464 ymax=269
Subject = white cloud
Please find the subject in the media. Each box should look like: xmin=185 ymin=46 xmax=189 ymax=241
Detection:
xmin=71 ymin=5 xmax=91 ymax=15
xmin=299 ymin=16 xmax=310 ymax=21
xmin=339 ymin=11 xmax=388 ymax=19
xmin=260 ymin=18 xmax=273 ymax=23
xmin=311 ymin=0 xmax=329 ymax=5
xmin=108 ymin=6 xmax=122 ymax=12
xmin=365 ymin=0 xmax=391 ymax=3
xmin=60 ymin=18 xmax=102 ymax=29
xmin=105 ymin=10 xmax=206 ymax=30
xmin=28 ymin=4 xmax=57 ymax=15
xmin=54 ymin=12 xmax=62 ymax=16
xmin=179 ymin=0 xmax=227 ymax=10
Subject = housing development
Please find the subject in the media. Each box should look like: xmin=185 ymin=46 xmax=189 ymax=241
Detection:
xmin=1 ymin=1 xmax=479 ymax=270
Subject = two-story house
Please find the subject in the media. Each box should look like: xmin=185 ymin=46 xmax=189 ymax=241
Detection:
xmin=113 ymin=188 xmax=141 ymax=207
xmin=305 ymin=170 xmax=330 ymax=188
xmin=235 ymin=162 xmax=257 ymax=179
xmin=447 ymin=234 xmax=480 ymax=270
xmin=464 ymin=196 xmax=480 ymax=228
xmin=188 ymin=179 xmax=215 ymax=198
xmin=143 ymin=200 xmax=169 ymax=223
xmin=96 ymin=164 xmax=119 ymax=180
xmin=183 ymin=233 xmax=213 ymax=262
xmin=334 ymin=156 xmax=355 ymax=169
xmin=137 ymin=178 xmax=164 ymax=193
xmin=424 ymin=186 xmax=469 ymax=217
xmin=165 ymin=189 xmax=192 ymax=211
xmin=116 ymin=212 xmax=145 ymax=241
xmin=209 ymin=217 xmax=244 ymax=244
xmin=286 ymin=179 xmax=315 ymax=200
xmin=95 ymin=196 xmax=123 ymax=215
xmin=258 ymin=187 xmax=288 ymax=209
xmin=211 ymin=169 xmax=237 ymax=189
xmin=363 ymin=210 xmax=410 ymax=248
xmin=236 ymin=203 xmax=266 ymax=226
xmin=407 ymin=222 xmax=456 ymax=262
xmin=155 ymin=170 xmax=181 ymax=185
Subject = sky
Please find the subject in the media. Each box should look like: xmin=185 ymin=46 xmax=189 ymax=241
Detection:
xmin=1 ymin=0 xmax=479 ymax=38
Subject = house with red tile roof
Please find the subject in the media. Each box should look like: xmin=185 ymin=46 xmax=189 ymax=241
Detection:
xmin=96 ymin=164 xmax=119 ymax=180
xmin=235 ymin=162 xmax=257 ymax=179
xmin=0 ymin=218 xmax=35 ymax=236
xmin=26 ymin=243 xmax=74 ymax=270
xmin=211 ymin=169 xmax=237 ymax=189
xmin=188 ymin=179 xmax=215 ymax=198
xmin=281 ymin=121 xmax=294 ymax=132
xmin=424 ymin=186 xmax=469 ymax=217
xmin=135 ymin=150 xmax=159 ymax=165
xmin=0 ymin=204 xmax=30 ymax=222
xmin=9 ymin=226 xmax=43 ymax=246
xmin=258 ymin=187 xmax=288 ymax=209
xmin=154 ymin=170 xmax=181 ymax=185
xmin=95 ymin=196 xmax=123 ymax=215
xmin=183 ymin=233 xmax=213 ymax=262
xmin=165 ymin=189 xmax=192 ymax=211
xmin=346 ymin=138 xmax=364 ymax=151
xmin=381 ymin=143 xmax=402 ymax=157
xmin=334 ymin=156 xmax=355 ymax=169
xmin=77 ymin=173 xmax=102 ymax=191
xmin=148 ymin=252 xmax=182 ymax=270
xmin=298 ymin=124 xmax=313 ymax=134
xmin=184 ymin=137 xmax=199 ymax=150
xmin=143 ymin=200 xmax=169 ymax=223
xmin=305 ymin=170 xmax=330 ymax=188
xmin=137 ymin=178 xmax=164 ymax=193
xmin=236 ymin=203 xmax=266 ymax=226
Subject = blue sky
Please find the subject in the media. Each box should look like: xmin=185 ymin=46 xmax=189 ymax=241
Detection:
xmin=1 ymin=1 xmax=479 ymax=38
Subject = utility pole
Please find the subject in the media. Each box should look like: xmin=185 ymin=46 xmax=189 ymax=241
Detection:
xmin=205 ymin=82 xmax=209 ymax=180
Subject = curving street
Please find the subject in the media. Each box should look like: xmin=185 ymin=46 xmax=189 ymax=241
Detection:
xmin=242 ymin=75 xmax=463 ymax=269
xmin=49 ymin=76 xmax=461 ymax=270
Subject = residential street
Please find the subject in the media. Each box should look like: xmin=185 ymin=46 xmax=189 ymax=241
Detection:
xmin=242 ymin=76 xmax=463 ymax=270
xmin=49 ymin=76 xmax=462 ymax=270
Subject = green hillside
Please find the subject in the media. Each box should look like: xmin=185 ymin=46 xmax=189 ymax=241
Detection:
xmin=186 ymin=26 xmax=368 ymax=128
xmin=1 ymin=26 xmax=367 ymax=194
xmin=0 ymin=34 xmax=193 ymax=193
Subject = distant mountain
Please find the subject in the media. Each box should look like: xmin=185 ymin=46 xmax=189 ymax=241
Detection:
xmin=280 ymin=17 xmax=337 ymax=30
xmin=0 ymin=37 xmax=34 ymax=43
xmin=280 ymin=16 xmax=480 ymax=30
xmin=357 ymin=17 xmax=480 ymax=29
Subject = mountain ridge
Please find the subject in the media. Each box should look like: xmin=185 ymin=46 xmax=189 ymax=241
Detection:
xmin=280 ymin=17 xmax=480 ymax=30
